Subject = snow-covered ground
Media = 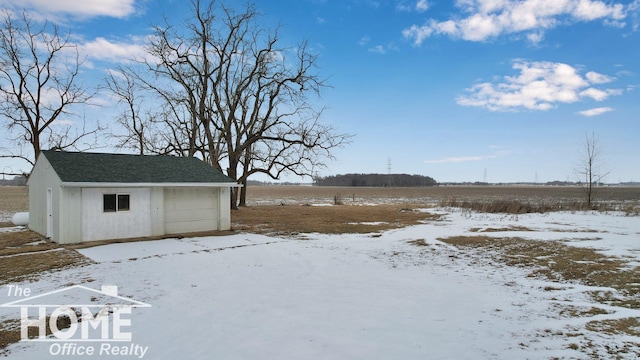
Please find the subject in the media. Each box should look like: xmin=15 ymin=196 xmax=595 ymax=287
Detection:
xmin=1 ymin=209 xmax=639 ymax=359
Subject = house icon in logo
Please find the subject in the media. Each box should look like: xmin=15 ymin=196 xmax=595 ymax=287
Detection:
xmin=1 ymin=285 xmax=151 ymax=342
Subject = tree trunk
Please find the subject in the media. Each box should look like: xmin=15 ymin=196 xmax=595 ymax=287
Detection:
xmin=227 ymin=161 xmax=239 ymax=210
xmin=230 ymin=187 xmax=239 ymax=210
xmin=238 ymin=149 xmax=251 ymax=207
xmin=33 ymin=132 xmax=41 ymax=160
xmin=239 ymin=178 xmax=248 ymax=207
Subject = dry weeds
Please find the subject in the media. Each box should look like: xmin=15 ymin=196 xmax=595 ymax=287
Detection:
xmin=440 ymin=197 xmax=640 ymax=214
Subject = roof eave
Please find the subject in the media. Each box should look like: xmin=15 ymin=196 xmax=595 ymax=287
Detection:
xmin=60 ymin=182 xmax=242 ymax=188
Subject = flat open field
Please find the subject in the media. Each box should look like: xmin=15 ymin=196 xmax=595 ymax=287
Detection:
xmin=2 ymin=184 xmax=640 ymax=228
xmin=243 ymin=184 xmax=640 ymax=206
xmin=0 ymin=186 xmax=27 ymax=224
xmin=2 ymin=184 xmax=639 ymax=212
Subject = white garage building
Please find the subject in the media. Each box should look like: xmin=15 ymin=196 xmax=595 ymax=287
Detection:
xmin=28 ymin=150 xmax=239 ymax=244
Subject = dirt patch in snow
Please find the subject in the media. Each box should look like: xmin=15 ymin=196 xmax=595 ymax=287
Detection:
xmin=232 ymin=204 xmax=441 ymax=235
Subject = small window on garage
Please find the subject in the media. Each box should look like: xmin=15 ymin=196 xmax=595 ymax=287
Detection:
xmin=104 ymin=194 xmax=130 ymax=212
xmin=103 ymin=194 xmax=117 ymax=212
xmin=117 ymin=194 xmax=130 ymax=211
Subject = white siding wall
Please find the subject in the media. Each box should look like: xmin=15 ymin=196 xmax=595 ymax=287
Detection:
xmin=218 ymin=187 xmax=231 ymax=230
xmin=164 ymin=187 xmax=220 ymax=234
xmin=150 ymin=187 xmax=165 ymax=236
xmin=81 ymin=188 xmax=152 ymax=242
xmin=27 ymin=156 xmax=62 ymax=241
xmin=59 ymin=187 xmax=82 ymax=244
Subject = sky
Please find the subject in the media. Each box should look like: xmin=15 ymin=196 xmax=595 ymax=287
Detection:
xmin=0 ymin=0 xmax=639 ymax=183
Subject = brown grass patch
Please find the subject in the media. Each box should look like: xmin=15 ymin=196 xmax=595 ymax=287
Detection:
xmin=1 ymin=229 xmax=91 ymax=284
xmin=558 ymin=305 xmax=611 ymax=318
xmin=0 ymin=319 xmax=20 ymax=355
xmin=0 ymin=312 xmax=80 ymax=355
xmin=0 ymin=229 xmax=60 ymax=256
xmin=232 ymin=204 xmax=440 ymax=235
xmin=0 ymin=229 xmax=93 ymax=285
xmin=585 ymin=317 xmax=640 ymax=336
xmin=439 ymin=236 xmax=638 ymax=302
xmin=0 ymin=249 xmax=92 ymax=285
xmin=439 ymin=235 xmax=640 ymax=339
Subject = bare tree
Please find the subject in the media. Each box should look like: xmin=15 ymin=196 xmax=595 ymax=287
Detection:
xmin=575 ymin=132 xmax=609 ymax=208
xmin=0 ymin=11 xmax=102 ymax=174
xmin=126 ymin=0 xmax=350 ymax=208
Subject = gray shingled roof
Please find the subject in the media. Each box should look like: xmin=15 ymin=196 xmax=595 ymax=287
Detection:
xmin=42 ymin=150 xmax=236 ymax=184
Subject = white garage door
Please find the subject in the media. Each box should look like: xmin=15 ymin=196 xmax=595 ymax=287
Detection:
xmin=164 ymin=188 xmax=219 ymax=234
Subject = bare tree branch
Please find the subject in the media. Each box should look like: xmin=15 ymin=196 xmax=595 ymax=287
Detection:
xmin=0 ymin=10 xmax=101 ymax=171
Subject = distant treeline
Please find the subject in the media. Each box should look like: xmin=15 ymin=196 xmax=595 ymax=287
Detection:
xmin=315 ymin=173 xmax=437 ymax=187
xmin=0 ymin=175 xmax=27 ymax=186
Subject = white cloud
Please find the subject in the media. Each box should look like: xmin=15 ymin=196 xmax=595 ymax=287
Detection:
xmin=403 ymin=0 xmax=630 ymax=44
xmin=526 ymin=31 xmax=545 ymax=45
xmin=577 ymin=107 xmax=614 ymax=116
xmin=416 ymin=0 xmax=430 ymax=12
xmin=585 ymin=71 xmax=614 ymax=84
xmin=424 ymin=156 xmax=484 ymax=164
xmin=579 ymin=88 xmax=608 ymax=101
xmin=368 ymin=45 xmax=386 ymax=54
xmin=631 ymin=0 xmax=640 ymax=30
xmin=457 ymin=61 xmax=623 ymax=111
xmin=79 ymin=37 xmax=149 ymax=64
xmin=425 ymin=147 xmax=512 ymax=164
xmin=573 ymin=0 xmax=625 ymax=21
xmin=402 ymin=24 xmax=432 ymax=44
xmin=0 ymin=0 xmax=136 ymax=18
xmin=397 ymin=0 xmax=430 ymax=12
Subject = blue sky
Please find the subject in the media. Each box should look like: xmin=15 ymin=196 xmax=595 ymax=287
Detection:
xmin=1 ymin=0 xmax=639 ymax=183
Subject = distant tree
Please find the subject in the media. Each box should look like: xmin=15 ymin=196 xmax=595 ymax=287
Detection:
xmin=575 ymin=133 xmax=609 ymax=208
xmin=0 ymin=11 xmax=102 ymax=174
